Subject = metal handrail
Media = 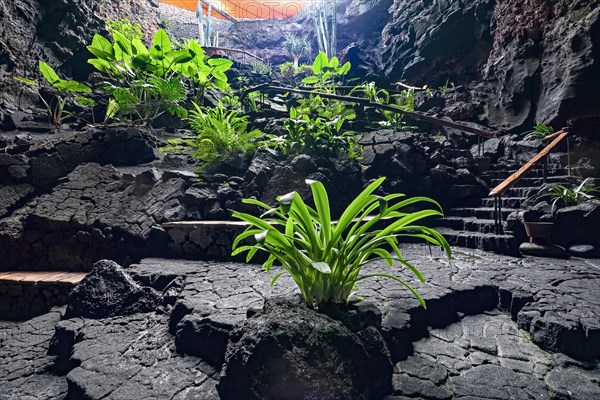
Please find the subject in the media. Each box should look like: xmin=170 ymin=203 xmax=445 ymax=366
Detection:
xmin=202 ymin=46 xmax=265 ymax=64
xmin=488 ymin=129 xmax=570 ymax=234
xmin=489 ymin=129 xmax=569 ymax=197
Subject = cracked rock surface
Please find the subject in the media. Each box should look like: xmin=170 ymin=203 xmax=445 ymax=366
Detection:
xmin=1 ymin=246 xmax=600 ymax=399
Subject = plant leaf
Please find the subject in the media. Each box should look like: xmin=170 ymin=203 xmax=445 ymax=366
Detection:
xmin=311 ymin=261 xmax=332 ymax=274
xmin=13 ymin=76 xmax=37 ymax=86
xmin=38 ymin=61 xmax=60 ymax=85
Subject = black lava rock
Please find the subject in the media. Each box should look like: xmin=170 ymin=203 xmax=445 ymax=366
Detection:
xmin=64 ymin=259 xmax=162 ymax=319
xmin=217 ymin=296 xmax=393 ymax=400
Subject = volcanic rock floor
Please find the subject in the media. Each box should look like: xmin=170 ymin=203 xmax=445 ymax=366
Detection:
xmin=1 ymin=245 xmax=600 ymax=400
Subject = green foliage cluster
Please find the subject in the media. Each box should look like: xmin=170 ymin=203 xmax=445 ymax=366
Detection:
xmin=382 ymin=89 xmax=417 ymax=130
xmin=232 ymin=177 xmax=451 ymax=308
xmin=267 ymin=107 xmax=360 ymax=159
xmin=438 ymin=80 xmax=455 ymax=95
xmin=525 ymin=178 xmax=598 ymax=215
xmin=106 ymin=18 xmax=143 ymax=42
xmin=15 ymin=62 xmax=92 ymax=125
xmin=187 ymin=101 xmax=263 ymax=170
xmin=301 ymin=51 xmax=350 ymax=90
xmin=268 ymin=52 xmax=360 ymax=159
xmin=87 ymin=28 xmax=232 ymax=124
xmin=523 ymin=123 xmax=554 ymax=141
xmin=279 ymin=62 xmax=313 ymax=78
xmin=349 ymin=81 xmax=417 ymax=130
xmin=252 ymin=60 xmax=272 ymax=75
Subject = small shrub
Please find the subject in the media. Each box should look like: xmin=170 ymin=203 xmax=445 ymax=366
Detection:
xmin=523 ymin=123 xmax=554 ymax=141
xmin=106 ymin=18 xmax=143 ymax=42
xmin=15 ymin=62 xmax=91 ymax=125
xmin=87 ymin=28 xmax=232 ymax=124
xmin=279 ymin=62 xmax=296 ymax=77
xmin=187 ymin=101 xmax=263 ymax=170
xmin=252 ymin=60 xmax=272 ymax=75
xmin=232 ymin=177 xmax=451 ymax=308
xmin=266 ymin=107 xmax=360 ymax=159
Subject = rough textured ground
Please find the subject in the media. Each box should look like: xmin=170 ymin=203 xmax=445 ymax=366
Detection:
xmin=1 ymin=246 xmax=599 ymax=399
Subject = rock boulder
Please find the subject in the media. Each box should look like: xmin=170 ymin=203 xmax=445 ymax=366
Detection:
xmin=64 ymin=259 xmax=162 ymax=319
xmin=217 ymin=296 xmax=393 ymax=400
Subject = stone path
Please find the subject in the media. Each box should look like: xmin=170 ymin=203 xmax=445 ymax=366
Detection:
xmin=1 ymin=245 xmax=600 ymax=399
xmin=389 ymin=311 xmax=600 ymax=400
xmin=0 ymin=308 xmax=67 ymax=400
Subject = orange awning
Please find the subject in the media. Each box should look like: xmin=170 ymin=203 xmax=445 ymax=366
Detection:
xmin=162 ymin=0 xmax=307 ymax=19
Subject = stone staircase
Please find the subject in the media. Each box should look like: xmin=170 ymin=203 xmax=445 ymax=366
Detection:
xmin=435 ymin=156 xmax=574 ymax=256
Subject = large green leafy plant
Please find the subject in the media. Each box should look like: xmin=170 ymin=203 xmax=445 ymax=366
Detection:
xmin=232 ymin=178 xmax=451 ymax=308
xmin=301 ymin=51 xmax=350 ymax=91
xmin=87 ymin=28 xmax=232 ymax=124
xmin=15 ymin=62 xmax=92 ymax=125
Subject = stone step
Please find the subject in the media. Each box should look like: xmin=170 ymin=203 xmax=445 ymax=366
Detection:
xmin=0 ymin=271 xmax=87 ymax=320
xmin=441 ymin=148 xmax=474 ymax=159
xmin=489 ymin=175 xmax=577 ymax=187
xmin=448 ymin=207 xmax=517 ymax=220
xmin=163 ymin=220 xmax=250 ymax=260
xmin=479 ymin=197 xmax=524 ymax=208
xmin=485 ymin=160 xmax=565 ymax=172
xmin=437 ymin=217 xmax=499 ymax=234
xmin=504 ymin=186 xmax=538 ymax=198
xmin=482 ymin=167 xmax=569 ymax=179
xmin=436 ymin=228 xmax=520 ymax=256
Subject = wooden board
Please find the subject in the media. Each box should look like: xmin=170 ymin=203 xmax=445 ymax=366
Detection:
xmin=0 ymin=271 xmax=87 ymax=285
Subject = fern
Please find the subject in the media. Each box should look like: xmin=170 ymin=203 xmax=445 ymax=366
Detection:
xmin=188 ymin=102 xmax=263 ymax=170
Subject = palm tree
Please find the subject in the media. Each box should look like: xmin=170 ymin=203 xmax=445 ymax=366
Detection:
xmin=282 ymin=34 xmax=312 ymax=67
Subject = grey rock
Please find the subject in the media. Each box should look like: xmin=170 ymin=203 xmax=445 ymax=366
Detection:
xmin=568 ymin=244 xmax=597 ymax=258
xmin=545 ymin=368 xmax=600 ymax=400
xmin=519 ymin=242 xmax=568 ymax=258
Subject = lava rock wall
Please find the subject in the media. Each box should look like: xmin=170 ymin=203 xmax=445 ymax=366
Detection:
xmin=0 ymin=0 xmax=159 ymax=124
xmin=224 ymin=0 xmax=600 ymax=132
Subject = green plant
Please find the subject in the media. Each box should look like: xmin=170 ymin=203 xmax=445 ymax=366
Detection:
xmin=349 ymin=81 xmax=390 ymax=104
xmin=282 ymin=34 xmax=312 ymax=67
xmin=523 ymin=123 xmax=554 ymax=141
xmin=301 ymin=52 xmax=350 ymax=91
xmin=297 ymin=63 xmax=314 ymax=76
xmin=14 ymin=62 xmax=91 ymax=125
xmin=279 ymin=62 xmax=297 ymax=77
xmin=293 ymin=52 xmax=355 ymax=128
xmin=266 ymin=107 xmax=360 ymax=159
xmin=232 ymin=177 xmax=451 ymax=308
xmin=87 ymin=28 xmax=232 ymax=124
xmin=159 ymin=137 xmax=190 ymax=154
xmin=313 ymin=0 xmax=337 ymax=58
xmin=252 ymin=60 xmax=272 ymax=75
xmin=438 ymin=80 xmax=455 ymax=95
xmin=524 ymin=178 xmax=598 ymax=215
xmin=106 ymin=18 xmax=143 ymax=42
xmin=187 ymin=101 xmax=263 ymax=170
xmin=381 ymin=89 xmax=417 ymax=130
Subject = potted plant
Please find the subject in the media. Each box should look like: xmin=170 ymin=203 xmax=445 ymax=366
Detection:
xmin=231 ymin=177 xmax=451 ymax=309
xmin=522 ymin=178 xmax=598 ymax=243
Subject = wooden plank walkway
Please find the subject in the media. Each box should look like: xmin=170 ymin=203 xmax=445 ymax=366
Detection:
xmin=0 ymin=271 xmax=87 ymax=285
